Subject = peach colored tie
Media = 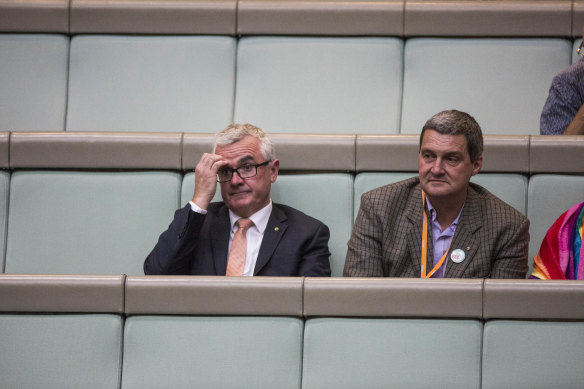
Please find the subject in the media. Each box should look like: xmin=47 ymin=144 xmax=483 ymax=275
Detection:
xmin=226 ymin=218 xmax=254 ymax=276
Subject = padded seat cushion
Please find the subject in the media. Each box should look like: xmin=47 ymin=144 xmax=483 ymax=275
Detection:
xmin=234 ymin=36 xmax=403 ymax=133
xmin=0 ymin=34 xmax=68 ymax=131
xmin=303 ymin=318 xmax=482 ymax=388
xmin=5 ymin=171 xmax=180 ymax=274
xmin=66 ymin=35 xmax=236 ymax=132
xmin=0 ymin=314 xmax=122 ymax=388
xmin=122 ymin=316 xmax=303 ymax=388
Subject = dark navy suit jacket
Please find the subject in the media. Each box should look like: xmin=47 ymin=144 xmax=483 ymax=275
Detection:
xmin=144 ymin=202 xmax=331 ymax=276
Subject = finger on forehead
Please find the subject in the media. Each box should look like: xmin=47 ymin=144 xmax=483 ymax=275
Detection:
xmin=211 ymin=159 xmax=229 ymax=169
xmin=209 ymin=153 xmax=227 ymax=162
xmin=200 ymin=153 xmax=223 ymax=162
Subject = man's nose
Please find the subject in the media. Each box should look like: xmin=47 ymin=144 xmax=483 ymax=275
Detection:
xmin=230 ymin=171 xmax=245 ymax=184
xmin=431 ymin=158 xmax=444 ymax=173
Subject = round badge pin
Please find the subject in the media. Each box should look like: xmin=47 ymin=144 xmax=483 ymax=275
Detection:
xmin=450 ymin=249 xmax=465 ymax=264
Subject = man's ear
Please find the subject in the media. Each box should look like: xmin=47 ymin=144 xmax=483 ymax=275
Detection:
xmin=471 ymin=155 xmax=483 ymax=176
xmin=270 ymin=159 xmax=280 ymax=183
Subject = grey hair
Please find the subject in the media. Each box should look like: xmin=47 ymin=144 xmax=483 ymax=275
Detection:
xmin=213 ymin=123 xmax=276 ymax=160
xmin=419 ymin=110 xmax=483 ymax=162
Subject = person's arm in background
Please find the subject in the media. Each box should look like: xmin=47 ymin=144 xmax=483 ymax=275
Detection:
xmin=563 ymin=103 xmax=584 ymax=135
xmin=540 ymin=60 xmax=584 ymax=135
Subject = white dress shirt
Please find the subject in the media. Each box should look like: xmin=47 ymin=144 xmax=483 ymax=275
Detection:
xmin=189 ymin=200 xmax=272 ymax=276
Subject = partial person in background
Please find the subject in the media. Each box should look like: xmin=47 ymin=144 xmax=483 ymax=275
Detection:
xmin=531 ymin=202 xmax=584 ymax=280
xmin=145 ymin=123 xmax=331 ymax=277
xmin=344 ymin=110 xmax=529 ymax=278
xmin=540 ymin=32 xmax=584 ymax=135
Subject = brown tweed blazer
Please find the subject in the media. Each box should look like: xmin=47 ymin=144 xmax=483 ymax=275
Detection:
xmin=344 ymin=177 xmax=529 ymax=278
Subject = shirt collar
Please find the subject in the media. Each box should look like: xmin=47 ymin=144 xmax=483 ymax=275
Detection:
xmin=229 ymin=200 xmax=272 ymax=234
xmin=426 ymin=197 xmax=464 ymax=233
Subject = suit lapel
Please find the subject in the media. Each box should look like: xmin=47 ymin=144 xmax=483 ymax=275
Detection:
xmin=254 ymin=205 xmax=288 ymax=275
xmin=405 ymin=185 xmax=429 ymax=276
xmin=211 ymin=205 xmax=231 ymax=275
xmin=445 ymin=187 xmax=482 ymax=278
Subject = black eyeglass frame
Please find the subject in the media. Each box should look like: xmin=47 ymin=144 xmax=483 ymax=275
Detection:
xmin=216 ymin=160 xmax=272 ymax=183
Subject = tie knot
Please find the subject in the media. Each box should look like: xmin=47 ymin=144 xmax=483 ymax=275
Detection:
xmin=236 ymin=218 xmax=254 ymax=231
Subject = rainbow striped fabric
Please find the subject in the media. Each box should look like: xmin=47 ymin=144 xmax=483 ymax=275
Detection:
xmin=531 ymin=202 xmax=584 ymax=280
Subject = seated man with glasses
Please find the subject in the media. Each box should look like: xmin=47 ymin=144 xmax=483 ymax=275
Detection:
xmin=540 ymin=33 xmax=584 ymax=135
xmin=145 ymin=123 xmax=331 ymax=276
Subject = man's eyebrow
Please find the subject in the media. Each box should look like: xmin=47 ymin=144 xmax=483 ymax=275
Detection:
xmin=420 ymin=147 xmax=463 ymax=156
xmin=237 ymin=156 xmax=256 ymax=165
xmin=444 ymin=151 xmax=464 ymax=157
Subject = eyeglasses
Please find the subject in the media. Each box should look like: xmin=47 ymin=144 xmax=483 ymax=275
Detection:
xmin=217 ymin=160 xmax=271 ymax=183
xmin=579 ymin=41 xmax=584 ymax=57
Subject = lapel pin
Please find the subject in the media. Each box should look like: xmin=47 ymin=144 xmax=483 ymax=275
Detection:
xmin=450 ymin=249 xmax=465 ymax=264
xmin=274 ymin=227 xmax=279 ymax=231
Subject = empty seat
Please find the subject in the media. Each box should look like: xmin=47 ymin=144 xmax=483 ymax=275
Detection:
xmin=234 ymin=36 xmax=403 ymax=133
xmin=482 ymin=280 xmax=584 ymax=389
xmin=0 ymin=34 xmax=68 ymax=132
xmin=482 ymin=320 xmax=584 ymax=388
xmin=66 ymin=35 xmax=236 ymax=132
xmin=122 ymin=315 xmax=302 ymax=388
xmin=0 ymin=314 xmax=123 ymax=388
xmin=401 ymin=38 xmax=571 ymax=135
xmin=122 ymin=276 xmax=304 ymax=388
xmin=0 ymin=274 xmax=124 ymax=388
xmin=5 ymin=171 xmax=180 ymax=274
xmin=302 ymin=278 xmax=483 ymax=388
xmin=303 ymin=318 xmax=482 ymax=388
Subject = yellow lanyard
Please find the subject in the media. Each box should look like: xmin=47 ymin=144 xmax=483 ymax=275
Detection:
xmin=420 ymin=190 xmax=450 ymax=278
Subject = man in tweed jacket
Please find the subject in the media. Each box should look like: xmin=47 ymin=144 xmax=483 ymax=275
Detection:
xmin=344 ymin=110 xmax=529 ymax=278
